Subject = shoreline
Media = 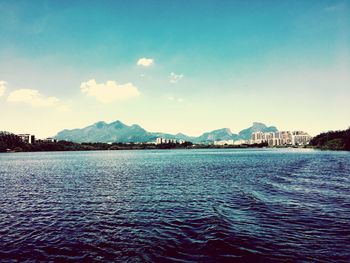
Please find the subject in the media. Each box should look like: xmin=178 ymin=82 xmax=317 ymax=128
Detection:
xmin=1 ymin=145 xmax=333 ymax=154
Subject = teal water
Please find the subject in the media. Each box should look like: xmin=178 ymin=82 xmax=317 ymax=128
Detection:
xmin=0 ymin=148 xmax=349 ymax=262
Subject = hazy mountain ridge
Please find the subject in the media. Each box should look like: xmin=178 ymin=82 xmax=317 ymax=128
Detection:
xmin=54 ymin=121 xmax=278 ymax=143
xmin=238 ymin=122 xmax=278 ymax=140
xmin=195 ymin=128 xmax=239 ymax=143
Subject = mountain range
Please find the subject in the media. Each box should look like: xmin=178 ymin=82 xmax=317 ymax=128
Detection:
xmin=54 ymin=121 xmax=278 ymax=143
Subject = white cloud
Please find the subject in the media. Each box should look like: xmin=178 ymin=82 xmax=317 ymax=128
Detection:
xmin=7 ymin=89 xmax=68 ymax=111
xmin=80 ymin=79 xmax=140 ymax=103
xmin=137 ymin=57 xmax=154 ymax=67
xmin=169 ymin=72 xmax=184 ymax=84
xmin=0 ymin=80 xmax=7 ymax=96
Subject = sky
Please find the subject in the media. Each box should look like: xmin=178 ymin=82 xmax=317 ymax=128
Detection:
xmin=0 ymin=0 xmax=349 ymax=138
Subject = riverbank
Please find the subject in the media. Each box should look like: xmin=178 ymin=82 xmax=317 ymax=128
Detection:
xmin=2 ymin=130 xmax=349 ymax=153
xmin=309 ymin=128 xmax=350 ymax=151
xmin=2 ymin=141 xmax=272 ymax=153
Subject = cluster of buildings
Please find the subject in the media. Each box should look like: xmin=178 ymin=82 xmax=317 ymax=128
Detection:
xmin=17 ymin=134 xmax=57 ymax=144
xmin=213 ymin=139 xmax=234 ymax=146
xmin=17 ymin=131 xmax=311 ymax=147
xmin=251 ymin=131 xmax=312 ymax=146
xmin=17 ymin=134 xmax=36 ymax=144
xmin=214 ymin=139 xmax=246 ymax=146
xmin=155 ymin=138 xmax=186 ymax=145
xmin=18 ymin=134 xmax=187 ymax=145
xmin=213 ymin=131 xmax=312 ymax=147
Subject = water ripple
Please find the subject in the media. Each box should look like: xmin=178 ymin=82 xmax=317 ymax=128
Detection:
xmin=0 ymin=149 xmax=349 ymax=262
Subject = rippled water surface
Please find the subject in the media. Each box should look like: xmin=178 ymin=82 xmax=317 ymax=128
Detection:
xmin=0 ymin=149 xmax=350 ymax=262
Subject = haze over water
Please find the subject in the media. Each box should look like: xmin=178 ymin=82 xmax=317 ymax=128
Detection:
xmin=0 ymin=149 xmax=349 ymax=262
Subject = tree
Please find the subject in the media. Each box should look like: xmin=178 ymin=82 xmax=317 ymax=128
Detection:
xmin=309 ymin=128 xmax=350 ymax=151
xmin=0 ymin=141 xmax=7 ymax=152
xmin=0 ymin=131 xmax=25 ymax=150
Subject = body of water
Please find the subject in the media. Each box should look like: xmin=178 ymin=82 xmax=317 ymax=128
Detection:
xmin=0 ymin=148 xmax=349 ymax=262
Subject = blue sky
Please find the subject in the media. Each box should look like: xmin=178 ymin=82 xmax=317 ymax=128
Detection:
xmin=0 ymin=0 xmax=349 ymax=137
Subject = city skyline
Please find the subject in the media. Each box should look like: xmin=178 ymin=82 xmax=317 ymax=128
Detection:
xmin=0 ymin=0 xmax=349 ymax=138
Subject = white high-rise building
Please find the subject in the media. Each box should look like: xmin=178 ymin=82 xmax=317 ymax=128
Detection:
xmin=17 ymin=134 xmax=35 ymax=144
xmin=251 ymin=130 xmax=311 ymax=146
xmin=155 ymin=137 xmax=186 ymax=145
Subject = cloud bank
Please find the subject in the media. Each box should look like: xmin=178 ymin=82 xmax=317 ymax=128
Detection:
xmin=80 ymin=79 xmax=140 ymax=103
xmin=7 ymin=89 xmax=68 ymax=111
xmin=137 ymin=57 xmax=154 ymax=67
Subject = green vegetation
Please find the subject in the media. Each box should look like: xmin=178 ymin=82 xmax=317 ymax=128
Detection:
xmin=0 ymin=130 xmax=269 ymax=153
xmin=0 ymin=131 xmax=194 ymax=152
xmin=309 ymin=128 xmax=350 ymax=151
xmin=0 ymin=132 xmax=26 ymax=152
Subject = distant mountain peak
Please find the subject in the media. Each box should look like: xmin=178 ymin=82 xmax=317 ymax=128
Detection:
xmin=110 ymin=120 xmax=127 ymax=129
xmin=94 ymin=121 xmax=106 ymax=125
xmin=94 ymin=121 xmax=107 ymax=129
xmin=210 ymin=127 xmax=232 ymax=133
xmin=222 ymin=128 xmax=233 ymax=135
xmin=111 ymin=120 xmax=124 ymax=125
xmin=196 ymin=127 xmax=235 ymax=142
xmin=252 ymin=122 xmax=267 ymax=127
xmin=238 ymin=122 xmax=278 ymax=140
xmin=54 ymin=119 xmax=278 ymax=144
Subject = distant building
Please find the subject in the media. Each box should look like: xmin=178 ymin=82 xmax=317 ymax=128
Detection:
xmin=37 ymin=138 xmax=57 ymax=143
xmin=233 ymin=140 xmax=248 ymax=145
xmin=252 ymin=132 xmax=264 ymax=142
xmin=17 ymin=134 xmax=35 ymax=144
xmin=291 ymin=132 xmax=312 ymax=146
xmin=267 ymin=138 xmax=283 ymax=147
xmin=155 ymin=137 xmax=186 ymax=145
xmin=214 ymin=140 xmax=234 ymax=146
xmin=251 ymin=130 xmax=312 ymax=147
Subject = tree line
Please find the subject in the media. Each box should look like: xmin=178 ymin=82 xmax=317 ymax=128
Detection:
xmin=5 ymin=128 xmax=349 ymax=152
xmin=309 ymin=128 xmax=350 ymax=151
xmin=0 ymin=131 xmax=194 ymax=152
